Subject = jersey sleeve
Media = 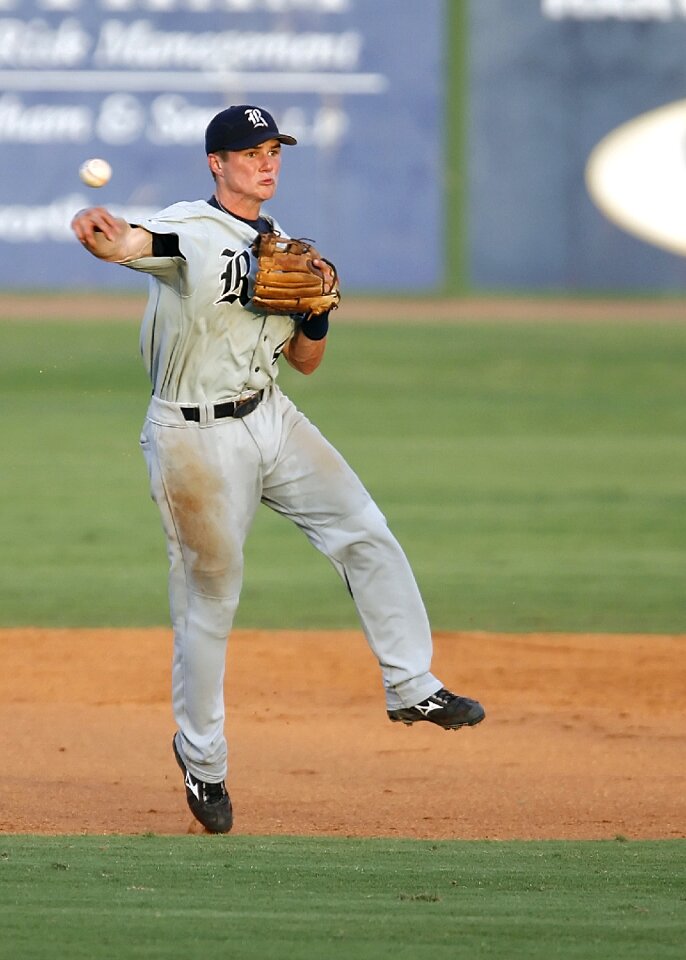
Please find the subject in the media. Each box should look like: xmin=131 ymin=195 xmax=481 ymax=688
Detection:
xmin=123 ymin=203 xmax=206 ymax=285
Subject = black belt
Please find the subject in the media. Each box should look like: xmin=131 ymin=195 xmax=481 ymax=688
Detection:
xmin=181 ymin=390 xmax=264 ymax=422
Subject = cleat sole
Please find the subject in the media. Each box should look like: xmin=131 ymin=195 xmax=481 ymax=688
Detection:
xmin=388 ymin=713 xmax=485 ymax=731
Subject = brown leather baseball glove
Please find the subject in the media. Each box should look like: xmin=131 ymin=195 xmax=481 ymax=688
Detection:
xmin=251 ymin=231 xmax=341 ymax=317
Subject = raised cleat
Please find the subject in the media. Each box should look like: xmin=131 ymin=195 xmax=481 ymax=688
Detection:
xmin=388 ymin=687 xmax=485 ymax=731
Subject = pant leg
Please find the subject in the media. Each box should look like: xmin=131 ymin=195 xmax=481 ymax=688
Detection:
xmin=140 ymin=398 xmax=262 ymax=781
xmin=256 ymin=390 xmax=442 ymax=710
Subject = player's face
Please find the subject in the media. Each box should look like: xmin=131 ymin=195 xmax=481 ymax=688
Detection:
xmin=212 ymin=140 xmax=282 ymax=214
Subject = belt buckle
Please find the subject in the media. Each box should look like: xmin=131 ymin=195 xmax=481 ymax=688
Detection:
xmin=232 ymin=391 xmax=259 ymax=419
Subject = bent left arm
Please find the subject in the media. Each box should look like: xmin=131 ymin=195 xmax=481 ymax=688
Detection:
xmin=282 ymin=315 xmax=328 ymax=374
xmin=282 ymin=255 xmax=334 ymax=375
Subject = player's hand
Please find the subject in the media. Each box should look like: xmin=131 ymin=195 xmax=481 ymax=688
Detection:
xmin=312 ymin=258 xmax=336 ymax=295
xmin=71 ymin=206 xmax=123 ymax=247
xmin=72 ymin=208 xmax=152 ymax=262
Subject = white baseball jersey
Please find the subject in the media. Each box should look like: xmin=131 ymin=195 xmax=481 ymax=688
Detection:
xmin=126 ymin=200 xmax=295 ymax=404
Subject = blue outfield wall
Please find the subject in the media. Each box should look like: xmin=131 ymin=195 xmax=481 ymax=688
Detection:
xmin=0 ymin=0 xmax=444 ymax=292
xmin=468 ymin=0 xmax=686 ymax=292
xmin=4 ymin=1 xmax=686 ymax=295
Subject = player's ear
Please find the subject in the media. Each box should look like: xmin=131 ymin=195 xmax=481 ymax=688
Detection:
xmin=208 ymin=153 xmax=222 ymax=178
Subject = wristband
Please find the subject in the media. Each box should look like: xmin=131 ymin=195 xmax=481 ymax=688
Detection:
xmin=299 ymin=312 xmax=329 ymax=341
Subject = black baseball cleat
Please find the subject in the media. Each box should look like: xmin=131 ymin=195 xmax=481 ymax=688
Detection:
xmin=388 ymin=688 xmax=485 ymax=730
xmin=172 ymin=736 xmax=233 ymax=834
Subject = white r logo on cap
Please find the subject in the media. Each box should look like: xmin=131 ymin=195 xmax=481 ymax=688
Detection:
xmin=245 ymin=109 xmax=268 ymax=128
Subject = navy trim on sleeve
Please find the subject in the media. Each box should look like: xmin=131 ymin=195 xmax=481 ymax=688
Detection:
xmin=152 ymin=232 xmax=181 ymax=257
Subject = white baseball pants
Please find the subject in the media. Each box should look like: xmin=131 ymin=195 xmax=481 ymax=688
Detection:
xmin=140 ymin=385 xmax=441 ymax=781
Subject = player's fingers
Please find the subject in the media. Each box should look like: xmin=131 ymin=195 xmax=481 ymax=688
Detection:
xmin=70 ymin=209 xmax=90 ymax=240
xmin=72 ymin=206 xmax=117 ymax=243
xmin=312 ymin=258 xmax=335 ymax=293
xmin=71 ymin=209 xmax=96 ymax=243
xmin=88 ymin=207 xmax=119 ymax=242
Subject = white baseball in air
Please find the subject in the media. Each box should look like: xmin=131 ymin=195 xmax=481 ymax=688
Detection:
xmin=79 ymin=158 xmax=112 ymax=188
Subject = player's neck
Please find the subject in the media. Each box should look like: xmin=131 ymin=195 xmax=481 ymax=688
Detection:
xmin=213 ymin=189 xmax=261 ymax=222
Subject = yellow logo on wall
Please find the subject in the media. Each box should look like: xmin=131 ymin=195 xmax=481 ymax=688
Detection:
xmin=585 ymin=100 xmax=686 ymax=256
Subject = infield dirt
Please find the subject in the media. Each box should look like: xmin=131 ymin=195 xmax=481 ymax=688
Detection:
xmin=0 ymin=628 xmax=683 ymax=840
xmin=4 ymin=291 xmax=686 ymax=324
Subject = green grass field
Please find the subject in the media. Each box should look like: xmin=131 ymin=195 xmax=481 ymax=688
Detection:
xmin=1 ymin=836 xmax=684 ymax=960
xmin=2 ymin=310 xmax=685 ymax=959
xmin=2 ymin=316 xmax=685 ymax=630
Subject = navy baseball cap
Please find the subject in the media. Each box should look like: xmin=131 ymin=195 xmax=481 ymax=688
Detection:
xmin=205 ymin=105 xmax=297 ymax=153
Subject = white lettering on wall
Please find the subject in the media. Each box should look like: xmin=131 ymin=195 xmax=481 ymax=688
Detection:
xmin=29 ymin=1 xmax=351 ymax=11
xmin=0 ymin=94 xmax=91 ymax=141
xmin=279 ymin=105 xmax=349 ymax=148
xmin=96 ymin=92 xmax=146 ymax=143
xmin=0 ymin=92 xmax=353 ymax=146
xmin=542 ymin=0 xmax=676 ymax=19
xmin=146 ymin=95 xmax=213 ymax=144
xmin=93 ymin=20 xmax=362 ymax=71
xmin=146 ymin=95 xmax=349 ymax=148
xmin=0 ymin=16 xmax=362 ymax=69
xmin=0 ymin=18 xmax=90 ymax=66
xmin=0 ymin=195 xmax=158 ymax=241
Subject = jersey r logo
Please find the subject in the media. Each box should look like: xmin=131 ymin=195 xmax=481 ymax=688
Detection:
xmin=217 ymin=248 xmax=251 ymax=306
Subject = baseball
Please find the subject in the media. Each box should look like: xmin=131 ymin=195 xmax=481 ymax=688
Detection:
xmin=79 ymin=158 xmax=112 ymax=188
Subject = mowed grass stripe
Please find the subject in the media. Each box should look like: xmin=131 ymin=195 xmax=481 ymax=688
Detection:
xmin=1 ymin=319 xmax=685 ymax=631
xmin=0 ymin=836 xmax=684 ymax=960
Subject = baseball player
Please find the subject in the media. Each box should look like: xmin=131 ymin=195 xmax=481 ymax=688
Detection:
xmin=71 ymin=105 xmax=485 ymax=834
